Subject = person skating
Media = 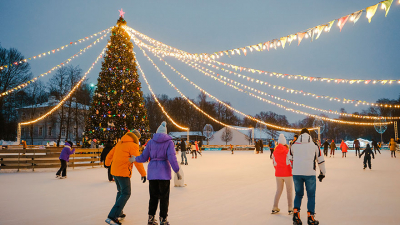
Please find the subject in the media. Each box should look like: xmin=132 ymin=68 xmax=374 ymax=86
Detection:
xmin=180 ymin=139 xmax=188 ymax=165
xmin=359 ymin=144 xmax=375 ymax=170
xmin=56 ymin=141 xmax=75 ymax=179
xmin=389 ymin=138 xmax=397 ymax=158
xmin=330 ymin=140 xmax=336 ymax=158
xmin=290 ymin=128 xmax=326 ymax=225
xmin=255 ymin=139 xmax=260 ymax=154
xmin=340 ymin=140 xmax=348 ymax=158
xmin=259 ymin=139 xmax=264 ymax=153
xmin=353 ymin=138 xmax=360 ymax=156
xmin=271 ymin=134 xmax=293 ymax=215
xmin=290 ymin=135 xmax=298 ymax=146
xmin=230 ymin=144 xmax=234 ymax=154
xmin=371 ymin=139 xmax=381 ymax=155
xmin=105 ymin=130 xmax=146 ymax=225
xmin=191 ymin=141 xmax=197 ymax=159
xmin=131 ymin=121 xmax=182 ymax=225
xmin=269 ymin=139 xmax=275 ymax=159
xmin=195 ymin=141 xmax=202 ymax=156
xmin=322 ymin=140 xmax=329 ymax=157
xmin=100 ymin=140 xmax=114 ymax=182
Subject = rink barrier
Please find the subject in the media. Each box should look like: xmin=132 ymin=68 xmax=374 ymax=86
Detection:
xmin=202 ymin=145 xmax=255 ymax=151
xmin=0 ymin=148 xmax=103 ymax=171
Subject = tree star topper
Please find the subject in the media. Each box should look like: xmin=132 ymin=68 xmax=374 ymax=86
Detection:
xmin=119 ymin=8 xmax=125 ymax=18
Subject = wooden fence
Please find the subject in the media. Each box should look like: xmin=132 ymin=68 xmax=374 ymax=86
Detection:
xmin=0 ymin=148 xmax=103 ymax=171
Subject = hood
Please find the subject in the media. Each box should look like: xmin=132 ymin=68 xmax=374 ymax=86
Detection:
xmin=297 ymin=133 xmax=312 ymax=144
xmin=278 ymin=133 xmax=286 ymax=145
xmin=121 ymin=133 xmax=136 ymax=143
xmin=152 ymin=133 xmax=172 ymax=143
xmin=64 ymin=142 xmax=71 ymax=147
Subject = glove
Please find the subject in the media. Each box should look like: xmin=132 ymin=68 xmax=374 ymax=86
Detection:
xmin=318 ymin=172 xmax=325 ymax=182
xmin=176 ymin=170 xmax=182 ymax=180
xmin=129 ymin=155 xmax=136 ymax=163
xmin=141 ymin=176 xmax=146 ymax=183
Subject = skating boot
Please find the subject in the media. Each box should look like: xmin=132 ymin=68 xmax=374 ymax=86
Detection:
xmin=185 ymin=162 xmax=188 ymax=165
xmin=56 ymin=175 xmax=60 ymax=178
xmin=180 ymin=162 xmax=184 ymax=165
xmin=118 ymin=213 xmax=126 ymax=221
xmin=159 ymin=217 xmax=169 ymax=225
xmin=288 ymin=207 xmax=294 ymax=215
xmin=60 ymin=176 xmax=67 ymax=179
xmin=307 ymin=212 xmax=319 ymax=225
xmin=293 ymin=209 xmax=302 ymax=225
xmin=105 ymin=217 xmax=121 ymax=225
xmin=271 ymin=207 xmax=280 ymax=214
xmin=148 ymin=215 xmax=158 ymax=225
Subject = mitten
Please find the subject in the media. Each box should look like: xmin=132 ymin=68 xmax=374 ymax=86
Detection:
xmin=176 ymin=170 xmax=182 ymax=180
xmin=129 ymin=155 xmax=136 ymax=163
xmin=318 ymin=172 xmax=325 ymax=182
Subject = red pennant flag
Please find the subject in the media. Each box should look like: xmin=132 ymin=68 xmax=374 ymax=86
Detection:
xmin=297 ymin=32 xmax=306 ymax=46
xmin=338 ymin=15 xmax=349 ymax=32
xmin=265 ymin=41 xmax=270 ymax=51
xmin=365 ymin=80 xmax=371 ymax=84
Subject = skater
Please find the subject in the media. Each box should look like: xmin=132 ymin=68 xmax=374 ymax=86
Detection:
xmin=191 ymin=141 xmax=197 ymax=159
xmin=180 ymin=139 xmax=188 ymax=165
xmin=359 ymin=144 xmax=375 ymax=169
xmin=131 ymin=121 xmax=182 ymax=225
xmin=255 ymin=139 xmax=260 ymax=154
xmin=269 ymin=139 xmax=275 ymax=159
xmin=322 ymin=139 xmax=329 ymax=157
xmin=389 ymin=138 xmax=397 ymax=158
xmin=195 ymin=141 xmax=202 ymax=156
xmin=56 ymin=141 xmax=75 ymax=179
xmin=340 ymin=140 xmax=348 ymax=158
xmin=230 ymin=144 xmax=234 ymax=154
xmin=290 ymin=128 xmax=326 ymax=225
xmin=105 ymin=130 xmax=146 ymax=225
xmin=371 ymin=139 xmax=381 ymax=155
xmin=271 ymin=134 xmax=293 ymax=215
xmin=259 ymin=139 xmax=264 ymax=153
xmin=100 ymin=140 xmax=114 ymax=182
xmin=330 ymin=140 xmax=336 ymax=157
xmin=353 ymin=138 xmax=360 ymax=156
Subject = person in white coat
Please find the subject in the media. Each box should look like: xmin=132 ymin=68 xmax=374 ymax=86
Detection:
xmin=290 ymin=128 xmax=326 ymax=225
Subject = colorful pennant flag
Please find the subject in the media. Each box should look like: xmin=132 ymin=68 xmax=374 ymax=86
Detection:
xmin=366 ymin=3 xmax=379 ymax=23
xmin=338 ymin=15 xmax=349 ymax=32
xmin=382 ymin=0 xmax=393 ymax=17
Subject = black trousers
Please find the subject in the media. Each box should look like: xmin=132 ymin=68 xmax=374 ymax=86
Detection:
xmin=363 ymin=156 xmax=372 ymax=169
xmin=355 ymin=147 xmax=360 ymax=156
xmin=149 ymin=180 xmax=170 ymax=218
xmin=56 ymin=159 xmax=67 ymax=177
xmin=391 ymin=151 xmax=396 ymax=157
xmin=323 ymin=148 xmax=328 ymax=156
xmin=374 ymin=147 xmax=381 ymax=154
xmin=108 ymin=167 xmax=113 ymax=181
xmin=270 ymin=148 xmax=274 ymax=158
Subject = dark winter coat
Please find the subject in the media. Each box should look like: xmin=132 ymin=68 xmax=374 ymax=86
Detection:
xmin=372 ymin=140 xmax=379 ymax=149
xmin=101 ymin=142 xmax=114 ymax=167
xmin=180 ymin=141 xmax=186 ymax=152
xmin=360 ymin=145 xmax=375 ymax=159
xmin=259 ymin=140 xmax=264 ymax=150
xmin=353 ymin=139 xmax=360 ymax=148
xmin=255 ymin=141 xmax=260 ymax=151
xmin=322 ymin=141 xmax=329 ymax=150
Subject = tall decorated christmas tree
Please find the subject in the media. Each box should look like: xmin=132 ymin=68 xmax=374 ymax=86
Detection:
xmin=85 ymin=15 xmax=149 ymax=142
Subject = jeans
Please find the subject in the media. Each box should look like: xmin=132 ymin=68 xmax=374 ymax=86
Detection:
xmin=149 ymin=180 xmax=170 ymax=218
xmin=181 ymin=151 xmax=187 ymax=164
xmin=56 ymin=159 xmax=67 ymax=177
xmin=293 ymin=175 xmax=316 ymax=215
xmin=108 ymin=176 xmax=131 ymax=219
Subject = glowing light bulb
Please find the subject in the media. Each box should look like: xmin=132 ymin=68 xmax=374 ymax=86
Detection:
xmin=305 ymin=34 xmax=309 ymax=38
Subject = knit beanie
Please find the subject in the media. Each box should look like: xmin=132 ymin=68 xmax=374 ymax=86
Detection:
xmin=278 ymin=133 xmax=287 ymax=145
xmin=156 ymin=121 xmax=167 ymax=134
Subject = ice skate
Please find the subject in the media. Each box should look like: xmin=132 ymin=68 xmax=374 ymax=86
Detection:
xmin=271 ymin=207 xmax=280 ymax=214
xmin=59 ymin=176 xmax=67 ymax=179
xmin=293 ymin=209 xmax=302 ymax=225
xmin=148 ymin=215 xmax=158 ymax=225
xmin=105 ymin=217 xmax=121 ymax=225
xmin=288 ymin=207 xmax=294 ymax=215
xmin=307 ymin=212 xmax=319 ymax=225
xmin=118 ymin=213 xmax=126 ymax=221
xmin=185 ymin=162 xmax=188 ymax=165
xmin=56 ymin=175 xmax=60 ymax=178
xmin=180 ymin=162 xmax=184 ymax=165
xmin=159 ymin=216 xmax=169 ymax=225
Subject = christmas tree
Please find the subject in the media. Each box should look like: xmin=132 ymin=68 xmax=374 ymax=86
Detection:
xmin=85 ymin=16 xmax=149 ymax=142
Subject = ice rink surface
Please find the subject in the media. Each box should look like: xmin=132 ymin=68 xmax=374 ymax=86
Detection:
xmin=1 ymin=150 xmax=399 ymax=225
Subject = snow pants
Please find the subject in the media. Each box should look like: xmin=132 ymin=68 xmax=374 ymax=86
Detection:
xmin=56 ymin=159 xmax=67 ymax=177
xmin=108 ymin=176 xmax=131 ymax=219
xmin=149 ymin=180 xmax=170 ymax=218
xmin=273 ymin=177 xmax=293 ymax=210
xmin=293 ymin=175 xmax=316 ymax=215
xmin=181 ymin=151 xmax=187 ymax=164
xmin=355 ymin=147 xmax=360 ymax=156
xmin=363 ymin=156 xmax=372 ymax=169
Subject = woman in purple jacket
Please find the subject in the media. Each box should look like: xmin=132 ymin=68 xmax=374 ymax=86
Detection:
xmin=131 ymin=121 xmax=182 ymax=225
xmin=56 ymin=141 xmax=75 ymax=179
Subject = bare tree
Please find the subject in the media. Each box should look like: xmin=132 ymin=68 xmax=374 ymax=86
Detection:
xmin=25 ymin=81 xmax=47 ymax=144
xmin=64 ymin=66 xmax=82 ymax=141
xmin=221 ymin=127 xmax=233 ymax=145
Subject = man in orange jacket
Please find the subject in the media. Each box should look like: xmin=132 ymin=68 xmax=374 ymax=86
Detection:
xmin=105 ymin=130 xmax=146 ymax=225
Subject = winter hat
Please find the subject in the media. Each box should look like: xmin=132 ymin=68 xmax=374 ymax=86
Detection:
xmin=64 ymin=141 xmax=71 ymax=147
xmin=132 ymin=129 xmax=141 ymax=140
xmin=300 ymin=128 xmax=310 ymax=134
xmin=278 ymin=133 xmax=287 ymax=145
xmin=156 ymin=121 xmax=167 ymax=134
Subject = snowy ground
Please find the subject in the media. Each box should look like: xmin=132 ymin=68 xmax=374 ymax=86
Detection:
xmin=1 ymin=150 xmax=399 ymax=225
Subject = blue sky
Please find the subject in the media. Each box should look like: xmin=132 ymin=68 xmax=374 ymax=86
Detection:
xmin=1 ymin=0 xmax=399 ymax=123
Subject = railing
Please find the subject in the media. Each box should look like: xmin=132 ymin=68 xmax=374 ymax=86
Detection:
xmin=202 ymin=145 xmax=256 ymax=151
xmin=0 ymin=148 xmax=103 ymax=171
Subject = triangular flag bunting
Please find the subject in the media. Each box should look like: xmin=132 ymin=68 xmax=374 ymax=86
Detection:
xmin=297 ymin=32 xmax=306 ymax=46
xmin=338 ymin=15 xmax=349 ymax=32
xmin=280 ymin=36 xmax=287 ymax=49
xmin=382 ymin=0 xmax=393 ymax=17
xmin=327 ymin=20 xmax=335 ymax=31
xmin=366 ymin=3 xmax=379 ymax=23
xmin=315 ymin=25 xmax=325 ymax=39
xmin=289 ymin=34 xmax=296 ymax=45
xmin=265 ymin=41 xmax=270 ymax=51
xmin=352 ymin=10 xmax=363 ymax=24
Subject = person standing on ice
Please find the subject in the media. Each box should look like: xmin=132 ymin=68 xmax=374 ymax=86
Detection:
xmin=359 ymin=144 xmax=375 ymax=170
xmin=329 ymin=140 xmax=336 ymax=157
xmin=180 ymin=139 xmax=188 ymax=165
xmin=371 ymin=139 xmax=381 ymax=155
xmin=269 ymin=139 xmax=276 ymax=159
xmin=131 ymin=121 xmax=182 ymax=225
xmin=259 ymin=139 xmax=264 ymax=153
xmin=195 ymin=141 xmax=202 ymax=156
xmin=56 ymin=141 xmax=75 ymax=179
xmin=230 ymin=144 xmax=234 ymax=154
xmin=340 ymin=140 xmax=348 ymax=158
xmin=105 ymin=130 xmax=146 ymax=225
xmin=271 ymin=133 xmax=293 ymax=215
xmin=290 ymin=128 xmax=326 ymax=225
xmin=100 ymin=140 xmax=115 ymax=182
xmin=389 ymin=138 xmax=397 ymax=158
xmin=322 ymin=140 xmax=329 ymax=157
xmin=353 ymin=138 xmax=360 ymax=156
xmin=255 ymin=139 xmax=260 ymax=154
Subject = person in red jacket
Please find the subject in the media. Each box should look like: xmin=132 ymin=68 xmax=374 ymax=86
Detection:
xmin=340 ymin=140 xmax=348 ymax=158
xmin=271 ymin=134 xmax=293 ymax=215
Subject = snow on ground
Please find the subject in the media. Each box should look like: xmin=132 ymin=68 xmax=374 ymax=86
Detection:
xmin=1 ymin=150 xmax=399 ymax=225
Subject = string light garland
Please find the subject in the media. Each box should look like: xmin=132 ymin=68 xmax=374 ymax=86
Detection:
xmin=0 ymin=27 xmax=112 ymax=71
xmin=1 ymin=33 xmax=109 ymax=97
xmin=20 ymin=46 xmax=107 ymax=126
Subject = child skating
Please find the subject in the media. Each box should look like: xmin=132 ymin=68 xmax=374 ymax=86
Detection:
xmin=56 ymin=141 xmax=75 ymax=179
xmin=359 ymin=144 xmax=375 ymax=170
xmin=389 ymin=138 xmax=397 ymax=158
xmin=230 ymin=144 xmax=234 ymax=154
xmin=330 ymin=140 xmax=336 ymax=158
xmin=340 ymin=140 xmax=348 ymax=158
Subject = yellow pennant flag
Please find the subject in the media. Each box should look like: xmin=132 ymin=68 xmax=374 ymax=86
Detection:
xmin=280 ymin=36 xmax=287 ymax=49
xmin=382 ymin=0 xmax=393 ymax=17
xmin=366 ymin=3 xmax=379 ymax=23
xmin=327 ymin=20 xmax=335 ymax=31
xmin=315 ymin=25 xmax=325 ymax=39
